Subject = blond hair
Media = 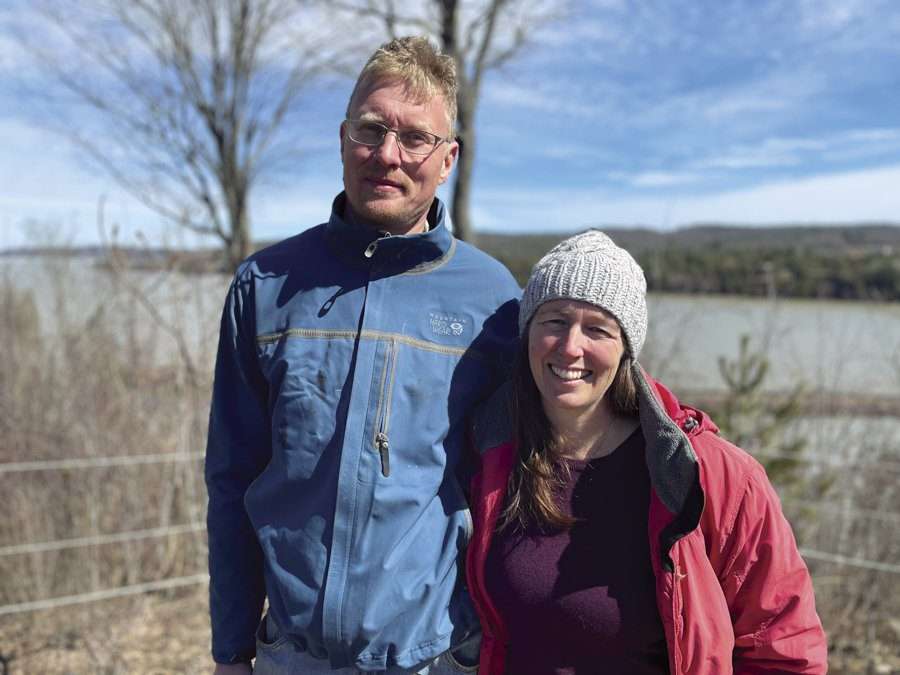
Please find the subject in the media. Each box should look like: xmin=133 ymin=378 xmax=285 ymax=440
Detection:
xmin=347 ymin=36 xmax=458 ymax=133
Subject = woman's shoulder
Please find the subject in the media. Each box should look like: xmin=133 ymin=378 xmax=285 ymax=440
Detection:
xmin=642 ymin=371 xmax=768 ymax=485
xmin=690 ymin=426 xmax=782 ymax=540
xmin=691 ymin=427 xmax=765 ymax=480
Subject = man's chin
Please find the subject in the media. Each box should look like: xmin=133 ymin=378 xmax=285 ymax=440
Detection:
xmin=354 ymin=201 xmax=421 ymax=234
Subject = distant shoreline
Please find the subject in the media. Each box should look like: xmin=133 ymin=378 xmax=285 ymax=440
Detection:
xmin=682 ymin=389 xmax=900 ymax=418
xmin=5 ymin=223 xmax=900 ymax=303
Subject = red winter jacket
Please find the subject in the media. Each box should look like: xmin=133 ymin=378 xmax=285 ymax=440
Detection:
xmin=466 ymin=367 xmax=827 ymax=675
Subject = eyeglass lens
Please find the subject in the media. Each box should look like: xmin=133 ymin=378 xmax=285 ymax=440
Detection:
xmin=348 ymin=121 xmax=441 ymax=155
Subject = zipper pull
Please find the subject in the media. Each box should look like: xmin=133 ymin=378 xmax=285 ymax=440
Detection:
xmin=364 ymin=231 xmax=391 ymax=259
xmin=375 ymin=432 xmax=390 ymax=477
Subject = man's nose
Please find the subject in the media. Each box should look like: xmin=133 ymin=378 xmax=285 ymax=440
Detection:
xmin=372 ymin=130 xmax=403 ymax=167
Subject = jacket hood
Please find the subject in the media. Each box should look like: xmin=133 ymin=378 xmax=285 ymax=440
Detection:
xmin=632 ymin=363 xmax=709 ymax=516
xmin=631 ymin=364 xmax=707 ymax=568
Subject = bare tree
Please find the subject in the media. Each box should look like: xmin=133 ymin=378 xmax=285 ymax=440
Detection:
xmin=336 ymin=0 xmax=563 ymax=243
xmin=16 ymin=0 xmax=348 ymax=271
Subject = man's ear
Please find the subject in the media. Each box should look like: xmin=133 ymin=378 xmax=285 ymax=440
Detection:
xmin=339 ymin=121 xmax=347 ymax=159
xmin=438 ymin=139 xmax=460 ymax=184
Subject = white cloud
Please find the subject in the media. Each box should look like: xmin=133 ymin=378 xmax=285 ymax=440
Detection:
xmin=534 ymin=16 xmax=622 ymax=50
xmin=0 ymin=115 xmax=342 ymax=250
xmin=483 ymin=80 xmax=598 ymax=118
xmin=0 ymin=119 xmax=128 ymax=238
xmin=628 ymin=171 xmax=703 ymax=188
xmin=693 ymin=128 xmax=900 ymax=171
xmin=701 ymin=67 xmax=827 ymax=124
xmin=794 ymin=0 xmax=900 ymax=52
xmin=702 ymin=92 xmax=790 ymax=122
xmin=0 ymin=33 xmax=22 ymax=73
xmin=669 ymin=165 xmax=900 ymax=225
xmin=474 ymin=164 xmax=900 ymax=232
xmin=798 ymin=0 xmax=869 ymax=32
xmin=693 ymin=139 xmax=815 ymax=170
xmin=842 ymin=128 xmax=900 ymax=143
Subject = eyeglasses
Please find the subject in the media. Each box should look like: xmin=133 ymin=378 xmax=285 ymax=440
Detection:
xmin=345 ymin=119 xmax=451 ymax=156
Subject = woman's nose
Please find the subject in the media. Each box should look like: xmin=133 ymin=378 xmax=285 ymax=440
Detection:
xmin=556 ymin=327 xmax=584 ymax=357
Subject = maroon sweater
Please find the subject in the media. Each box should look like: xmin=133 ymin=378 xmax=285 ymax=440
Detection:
xmin=483 ymin=430 xmax=669 ymax=675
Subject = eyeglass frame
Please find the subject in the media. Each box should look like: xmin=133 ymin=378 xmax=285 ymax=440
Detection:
xmin=344 ymin=118 xmax=454 ymax=157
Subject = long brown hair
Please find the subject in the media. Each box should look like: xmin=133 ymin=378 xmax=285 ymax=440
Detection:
xmin=497 ymin=329 xmax=639 ymax=532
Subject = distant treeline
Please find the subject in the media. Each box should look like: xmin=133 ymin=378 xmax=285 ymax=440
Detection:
xmin=478 ymin=224 xmax=900 ymax=301
xmin=7 ymin=223 xmax=900 ymax=301
xmin=637 ymin=247 xmax=900 ymax=300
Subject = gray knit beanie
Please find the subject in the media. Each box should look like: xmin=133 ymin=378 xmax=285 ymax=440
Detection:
xmin=519 ymin=230 xmax=648 ymax=357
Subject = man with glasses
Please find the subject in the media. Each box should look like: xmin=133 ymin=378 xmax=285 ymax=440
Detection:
xmin=206 ymin=36 xmax=519 ymax=674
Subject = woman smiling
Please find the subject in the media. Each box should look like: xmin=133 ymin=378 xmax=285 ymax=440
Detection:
xmin=466 ymin=231 xmax=827 ymax=674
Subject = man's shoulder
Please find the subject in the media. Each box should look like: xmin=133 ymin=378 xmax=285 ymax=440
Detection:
xmin=235 ymin=223 xmax=328 ymax=280
xmin=449 ymin=238 xmax=520 ymax=287
xmin=451 ymin=237 xmax=508 ymax=268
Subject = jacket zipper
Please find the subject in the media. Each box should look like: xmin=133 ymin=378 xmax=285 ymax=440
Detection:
xmin=374 ymin=339 xmax=397 ymax=477
xmin=364 ymin=230 xmax=391 ymax=258
xmin=671 ymin=560 xmax=685 ymax=675
xmin=365 ymin=232 xmax=395 ymax=477
xmin=375 ymin=432 xmax=390 ymax=477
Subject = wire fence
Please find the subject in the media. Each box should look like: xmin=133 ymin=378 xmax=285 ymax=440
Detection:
xmin=799 ymin=549 xmax=900 ymax=575
xmin=0 ymin=522 xmax=205 ymax=557
xmin=4 ymin=448 xmax=900 ymax=474
xmin=0 ymin=574 xmax=209 ymax=617
xmin=752 ymin=450 xmax=900 ymax=473
xmin=0 ymin=449 xmax=208 ymax=618
xmin=1 ymin=445 xmax=898 ymax=618
xmin=0 ymin=451 xmax=204 ymax=474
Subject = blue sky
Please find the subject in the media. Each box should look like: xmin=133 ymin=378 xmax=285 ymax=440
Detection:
xmin=2 ymin=0 xmax=900 ymax=250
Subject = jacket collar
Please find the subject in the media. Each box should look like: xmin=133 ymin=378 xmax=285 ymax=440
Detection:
xmin=324 ymin=192 xmax=456 ymax=275
xmin=632 ymin=364 xmax=706 ymax=568
xmin=632 ymin=364 xmax=704 ymax=517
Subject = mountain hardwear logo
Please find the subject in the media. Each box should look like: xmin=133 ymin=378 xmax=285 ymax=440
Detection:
xmin=430 ymin=312 xmax=467 ymax=337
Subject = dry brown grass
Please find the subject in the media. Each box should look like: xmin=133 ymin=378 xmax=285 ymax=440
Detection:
xmin=0 ymin=586 xmax=210 ymax=674
xmin=0 ymin=255 xmax=218 ymax=673
xmin=1 ymin=253 xmax=898 ymax=674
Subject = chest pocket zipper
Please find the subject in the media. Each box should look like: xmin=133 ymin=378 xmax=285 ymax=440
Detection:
xmin=374 ymin=339 xmax=398 ymax=477
xmin=375 ymin=432 xmax=390 ymax=477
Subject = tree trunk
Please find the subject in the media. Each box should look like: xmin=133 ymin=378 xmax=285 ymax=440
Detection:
xmin=438 ymin=0 xmax=475 ymax=244
xmin=452 ymin=85 xmax=476 ymax=244
xmin=226 ymin=206 xmax=251 ymax=272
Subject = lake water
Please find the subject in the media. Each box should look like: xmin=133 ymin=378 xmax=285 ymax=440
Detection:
xmin=4 ymin=254 xmax=900 ymax=398
xmin=644 ymin=293 xmax=900 ymax=396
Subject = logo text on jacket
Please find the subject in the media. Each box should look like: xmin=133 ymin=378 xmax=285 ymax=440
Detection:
xmin=430 ymin=312 xmax=467 ymax=337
